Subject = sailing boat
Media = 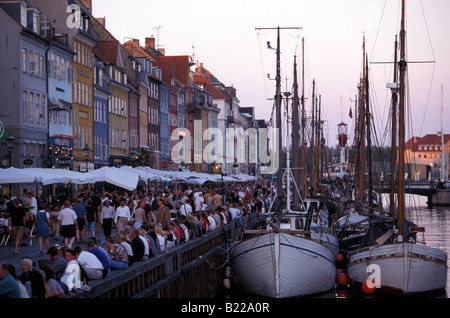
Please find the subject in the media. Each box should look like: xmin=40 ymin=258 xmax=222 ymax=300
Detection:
xmin=229 ymin=29 xmax=339 ymax=298
xmin=346 ymin=0 xmax=448 ymax=295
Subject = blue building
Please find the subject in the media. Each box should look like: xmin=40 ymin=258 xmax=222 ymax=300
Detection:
xmin=160 ymin=82 xmax=169 ymax=169
xmin=93 ymin=53 xmax=110 ymax=168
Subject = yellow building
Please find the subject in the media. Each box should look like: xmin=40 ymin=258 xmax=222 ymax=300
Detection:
xmin=96 ymin=41 xmax=130 ymax=166
xmin=71 ymin=21 xmax=97 ymax=172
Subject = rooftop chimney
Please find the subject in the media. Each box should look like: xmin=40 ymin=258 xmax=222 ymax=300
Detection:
xmin=132 ymin=38 xmax=140 ymax=47
xmin=97 ymin=17 xmax=106 ymax=27
xmin=145 ymin=37 xmax=155 ymax=50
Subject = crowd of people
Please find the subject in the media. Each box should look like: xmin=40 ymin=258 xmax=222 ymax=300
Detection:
xmin=0 ymin=180 xmax=275 ymax=298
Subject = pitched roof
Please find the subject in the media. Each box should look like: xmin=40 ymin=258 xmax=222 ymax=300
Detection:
xmin=155 ymin=56 xmax=191 ymax=87
xmin=406 ymin=134 xmax=450 ymax=151
xmin=97 ymin=41 xmax=119 ymax=64
xmin=193 ymin=74 xmax=225 ymax=99
xmin=122 ymin=40 xmax=154 ymax=61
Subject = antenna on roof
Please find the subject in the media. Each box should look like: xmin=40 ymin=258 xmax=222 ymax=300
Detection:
xmin=190 ymin=45 xmax=196 ymax=66
xmin=152 ymin=26 xmax=161 ymax=49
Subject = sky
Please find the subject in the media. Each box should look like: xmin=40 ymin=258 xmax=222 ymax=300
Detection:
xmin=92 ymin=0 xmax=450 ymax=148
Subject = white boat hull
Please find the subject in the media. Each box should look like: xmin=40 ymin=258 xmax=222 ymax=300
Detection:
xmin=347 ymin=242 xmax=448 ymax=295
xmin=230 ymin=232 xmax=337 ymax=298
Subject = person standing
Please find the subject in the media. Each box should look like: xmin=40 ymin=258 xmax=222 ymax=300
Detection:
xmin=72 ymin=198 xmax=87 ymax=244
xmin=156 ymin=198 xmax=171 ymax=227
xmin=58 ymin=201 xmax=78 ymax=248
xmin=85 ymin=200 xmax=96 ymax=240
xmin=114 ymin=199 xmax=131 ymax=233
xmin=24 ymin=192 xmax=38 ymax=233
xmin=35 ymin=202 xmax=50 ymax=255
xmin=49 ymin=205 xmax=60 ymax=241
xmin=100 ymin=199 xmax=115 ymax=238
xmin=133 ymin=200 xmax=147 ymax=229
xmin=8 ymin=199 xmax=27 ymax=255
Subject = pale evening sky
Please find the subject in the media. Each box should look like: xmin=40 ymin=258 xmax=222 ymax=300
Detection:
xmin=92 ymin=0 xmax=450 ymax=148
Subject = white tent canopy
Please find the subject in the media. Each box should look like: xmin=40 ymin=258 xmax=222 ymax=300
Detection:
xmin=1 ymin=166 xmax=256 ymax=190
xmin=0 ymin=167 xmax=37 ymax=184
xmin=84 ymin=166 xmax=139 ymax=191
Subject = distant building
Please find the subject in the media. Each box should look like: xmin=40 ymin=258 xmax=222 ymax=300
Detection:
xmin=93 ymin=48 xmax=110 ymax=168
xmin=47 ymin=33 xmax=76 ymax=170
xmin=406 ymin=134 xmax=450 ymax=180
xmin=0 ymin=0 xmax=49 ymax=169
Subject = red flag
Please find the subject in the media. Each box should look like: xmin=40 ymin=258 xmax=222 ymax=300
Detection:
xmin=349 ymin=107 xmax=353 ymax=119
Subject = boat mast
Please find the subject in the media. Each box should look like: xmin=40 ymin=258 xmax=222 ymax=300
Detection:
xmin=255 ymin=26 xmax=302 ymax=217
xmin=390 ymin=36 xmax=399 ymax=218
xmin=441 ymin=85 xmax=446 ymax=183
xmin=366 ymin=54 xmax=373 ymax=209
xmin=311 ymin=80 xmax=317 ymax=197
xmin=275 ymin=27 xmax=282 ymax=208
xmin=358 ymin=36 xmax=366 ymax=206
xmin=301 ymin=38 xmax=307 ymax=198
xmin=292 ymin=55 xmax=301 ymax=209
xmin=397 ymin=0 xmax=407 ymax=237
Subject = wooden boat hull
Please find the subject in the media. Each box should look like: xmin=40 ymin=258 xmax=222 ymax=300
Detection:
xmin=347 ymin=242 xmax=448 ymax=295
xmin=230 ymin=232 xmax=337 ymax=298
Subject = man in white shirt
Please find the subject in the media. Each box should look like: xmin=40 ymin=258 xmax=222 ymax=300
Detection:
xmin=179 ymin=200 xmax=192 ymax=216
xmin=74 ymin=246 xmax=104 ymax=280
xmin=194 ymin=194 xmax=204 ymax=213
xmin=229 ymin=204 xmax=242 ymax=223
xmin=206 ymin=211 xmax=216 ymax=231
xmin=59 ymin=248 xmax=85 ymax=295
xmin=58 ymin=200 xmax=78 ymax=248
xmin=114 ymin=199 xmax=130 ymax=233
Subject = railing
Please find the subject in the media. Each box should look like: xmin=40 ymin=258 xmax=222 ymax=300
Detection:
xmin=72 ymin=215 xmax=257 ymax=298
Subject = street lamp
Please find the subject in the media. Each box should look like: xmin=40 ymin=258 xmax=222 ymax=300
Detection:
xmin=213 ymin=162 xmax=224 ymax=195
xmin=83 ymin=143 xmax=90 ymax=172
xmin=6 ymin=131 xmax=15 ymax=168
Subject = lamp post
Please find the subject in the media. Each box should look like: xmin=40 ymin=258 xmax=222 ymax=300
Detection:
xmin=213 ymin=162 xmax=224 ymax=195
xmin=6 ymin=131 xmax=15 ymax=168
xmin=83 ymin=143 xmax=90 ymax=172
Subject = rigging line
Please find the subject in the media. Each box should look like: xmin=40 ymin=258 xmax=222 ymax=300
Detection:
xmin=256 ymin=31 xmax=271 ymax=99
xmin=419 ymin=0 xmax=436 ymax=61
xmin=417 ymin=63 xmax=436 ymax=137
xmin=369 ymin=0 xmax=388 ymax=61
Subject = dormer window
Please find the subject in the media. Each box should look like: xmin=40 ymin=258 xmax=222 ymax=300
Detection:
xmin=20 ymin=2 xmax=27 ymax=27
xmin=32 ymin=10 xmax=39 ymax=33
xmin=82 ymin=14 xmax=89 ymax=32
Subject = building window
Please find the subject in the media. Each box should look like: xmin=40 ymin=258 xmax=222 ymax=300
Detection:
xmin=22 ymin=49 xmax=28 ymax=72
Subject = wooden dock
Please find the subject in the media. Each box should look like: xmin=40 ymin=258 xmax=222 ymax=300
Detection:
xmin=71 ymin=215 xmax=258 ymax=298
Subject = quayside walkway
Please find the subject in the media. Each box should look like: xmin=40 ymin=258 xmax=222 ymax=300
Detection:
xmin=0 ymin=215 xmax=258 ymax=298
